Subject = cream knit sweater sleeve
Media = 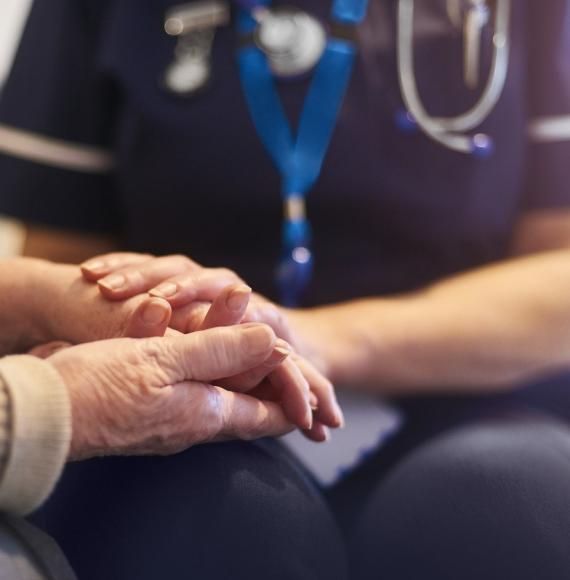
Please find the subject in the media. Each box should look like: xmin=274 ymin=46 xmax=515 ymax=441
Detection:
xmin=0 ymin=355 xmax=71 ymax=515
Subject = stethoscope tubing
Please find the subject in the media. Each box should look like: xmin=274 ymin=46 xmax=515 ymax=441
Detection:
xmin=397 ymin=0 xmax=511 ymax=154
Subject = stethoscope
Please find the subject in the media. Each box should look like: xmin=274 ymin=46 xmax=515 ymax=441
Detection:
xmin=397 ymin=0 xmax=511 ymax=155
xmin=163 ymin=0 xmax=511 ymax=155
xmin=162 ymin=0 xmax=512 ymax=304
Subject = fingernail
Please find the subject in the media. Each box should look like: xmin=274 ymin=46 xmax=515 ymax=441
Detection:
xmin=322 ymin=427 xmax=331 ymax=442
xmin=334 ymin=401 xmax=345 ymax=428
xmin=99 ymin=274 xmax=125 ymax=291
xmin=274 ymin=338 xmax=291 ymax=353
xmin=303 ymin=406 xmax=313 ymax=431
xmin=268 ymin=344 xmax=291 ymax=365
xmin=226 ymin=285 xmax=252 ymax=312
xmin=81 ymin=260 xmax=106 ymax=274
xmin=150 ymin=282 xmax=178 ymax=299
xmin=243 ymin=324 xmax=274 ymax=356
xmin=309 ymin=392 xmax=318 ymax=410
xmin=336 ymin=403 xmax=346 ymax=429
xmin=142 ymin=299 xmax=169 ymax=326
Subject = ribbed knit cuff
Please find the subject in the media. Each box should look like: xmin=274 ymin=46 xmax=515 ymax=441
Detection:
xmin=0 ymin=355 xmax=71 ymax=515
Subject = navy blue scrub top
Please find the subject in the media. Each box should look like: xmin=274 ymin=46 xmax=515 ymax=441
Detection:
xmin=0 ymin=0 xmax=570 ymax=306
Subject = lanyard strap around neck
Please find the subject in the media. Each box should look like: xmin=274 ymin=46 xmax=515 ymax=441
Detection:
xmin=236 ymin=0 xmax=368 ymax=304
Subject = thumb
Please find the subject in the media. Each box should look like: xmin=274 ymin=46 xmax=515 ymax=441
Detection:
xmin=199 ymin=284 xmax=251 ymax=330
xmin=150 ymin=323 xmax=277 ymax=384
xmin=123 ymin=297 xmax=172 ymax=338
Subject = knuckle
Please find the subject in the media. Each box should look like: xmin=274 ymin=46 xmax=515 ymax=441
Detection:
xmin=254 ymin=301 xmax=286 ymax=333
xmin=185 ymin=383 xmax=224 ymax=442
xmin=176 ymin=273 xmax=201 ymax=293
xmin=245 ymin=304 xmax=261 ymax=323
xmin=138 ymin=385 xmax=223 ymax=452
xmin=215 ymin=267 xmax=241 ymax=281
xmin=201 ymin=384 xmax=225 ymax=439
xmin=136 ymin=338 xmax=174 ymax=382
xmin=106 ymin=252 xmax=150 ymax=268
xmin=123 ymin=269 xmax=145 ymax=289
xmin=99 ymin=252 xmax=122 ymax=265
xmin=172 ymin=254 xmax=194 ymax=269
xmin=264 ymin=304 xmax=283 ymax=324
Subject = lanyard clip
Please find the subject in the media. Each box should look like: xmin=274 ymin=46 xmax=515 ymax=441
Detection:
xmin=162 ymin=1 xmax=230 ymax=96
xmin=277 ymin=195 xmax=313 ymax=307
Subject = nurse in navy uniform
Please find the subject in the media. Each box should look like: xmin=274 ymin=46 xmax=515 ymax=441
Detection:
xmin=2 ymin=1 xmax=570 ymax=579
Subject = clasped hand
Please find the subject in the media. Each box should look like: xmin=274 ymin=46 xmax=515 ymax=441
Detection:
xmin=34 ymin=253 xmax=343 ymax=460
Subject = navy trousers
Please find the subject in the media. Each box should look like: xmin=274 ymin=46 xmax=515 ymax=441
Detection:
xmin=28 ymin=374 xmax=570 ymax=580
xmin=29 ymin=440 xmax=347 ymax=580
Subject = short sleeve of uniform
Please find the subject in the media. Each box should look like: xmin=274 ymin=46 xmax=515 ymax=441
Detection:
xmin=0 ymin=0 xmax=122 ymax=234
xmin=523 ymin=0 xmax=570 ymax=209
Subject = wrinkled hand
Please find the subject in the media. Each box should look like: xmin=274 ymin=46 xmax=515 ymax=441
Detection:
xmin=198 ymin=284 xmax=343 ymax=441
xmin=81 ymin=253 xmax=296 ymax=344
xmin=32 ymin=260 xmax=173 ymax=345
xmin=50 ymin=323 xmax=297 ymax=460
xmin=81 ymin=253 xmax=344 ymax=441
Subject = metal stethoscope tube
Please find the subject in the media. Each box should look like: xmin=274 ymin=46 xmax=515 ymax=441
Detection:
xmin=397 ymin=0 xmax=511 ymax=155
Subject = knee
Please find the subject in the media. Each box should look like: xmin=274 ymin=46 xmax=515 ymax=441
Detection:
xmin=351 ymin=416 xmax=570 ymax=580
xmin=52 ymin=440 xmax=347 ymax=580
xmin=407 ymin=415 xmax=570 ymax=504
xmin=138 ymin=440 xmax=347 ymax=579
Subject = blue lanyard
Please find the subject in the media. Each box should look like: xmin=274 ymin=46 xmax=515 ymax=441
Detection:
xmin=236 ymin=0 xmax=369 ymax=306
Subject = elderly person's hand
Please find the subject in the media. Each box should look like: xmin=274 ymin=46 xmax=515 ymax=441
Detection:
xmin=50 ymin=323 xmax=297 ymax=460
xmin=81 ymin=253 xmax=297 ymax=344
xmin=17 ymin=254 xmax=333 ymax=439
xmin=17 ymin=257 xmax=173 ymax=349
xmin=81 ymin=253 xmax=344 ymax=441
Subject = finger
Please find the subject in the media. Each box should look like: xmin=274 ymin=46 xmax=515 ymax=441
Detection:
xmin=147 ymin=323 xmax=277 ymax=384
xmin=213 ymin=388 xmax=295 ymax=441
xmin=217 ymin=338 xmax=291 ymax=391
xmin=80 ymin=253 xmax=153 ymax=281
xmin=246 ymin=355 xmax=340 ymax=431
xmin=242 ymin=294 xmax=296 ymax=344
xmin=199 ymin=284 xmax=251 ymax=330
xmin=294 ymin=355 xmax=344 ymax=429
xmin=124 ymin=297 xmax=172 ymax=338
xmin=169 ymin=301 xmax=210 ymax=333
xmin=97 ymin=255 xmax=200 ymax=300
xmin=149 ymin=268 xmax=244 ymax=308
xmin=246 ymin=359 xmax=313 ymax=429
xmin=302 ymin=422 xmax=331 ymax=443
xmin=267 ymin=358 xmax=313 ymax=430
xmin=29 ymin=341 xmax=72 ymax=359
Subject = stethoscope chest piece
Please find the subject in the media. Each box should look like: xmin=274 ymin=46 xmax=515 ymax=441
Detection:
xmin=254 ymin=6 xmax=326 ymax=78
